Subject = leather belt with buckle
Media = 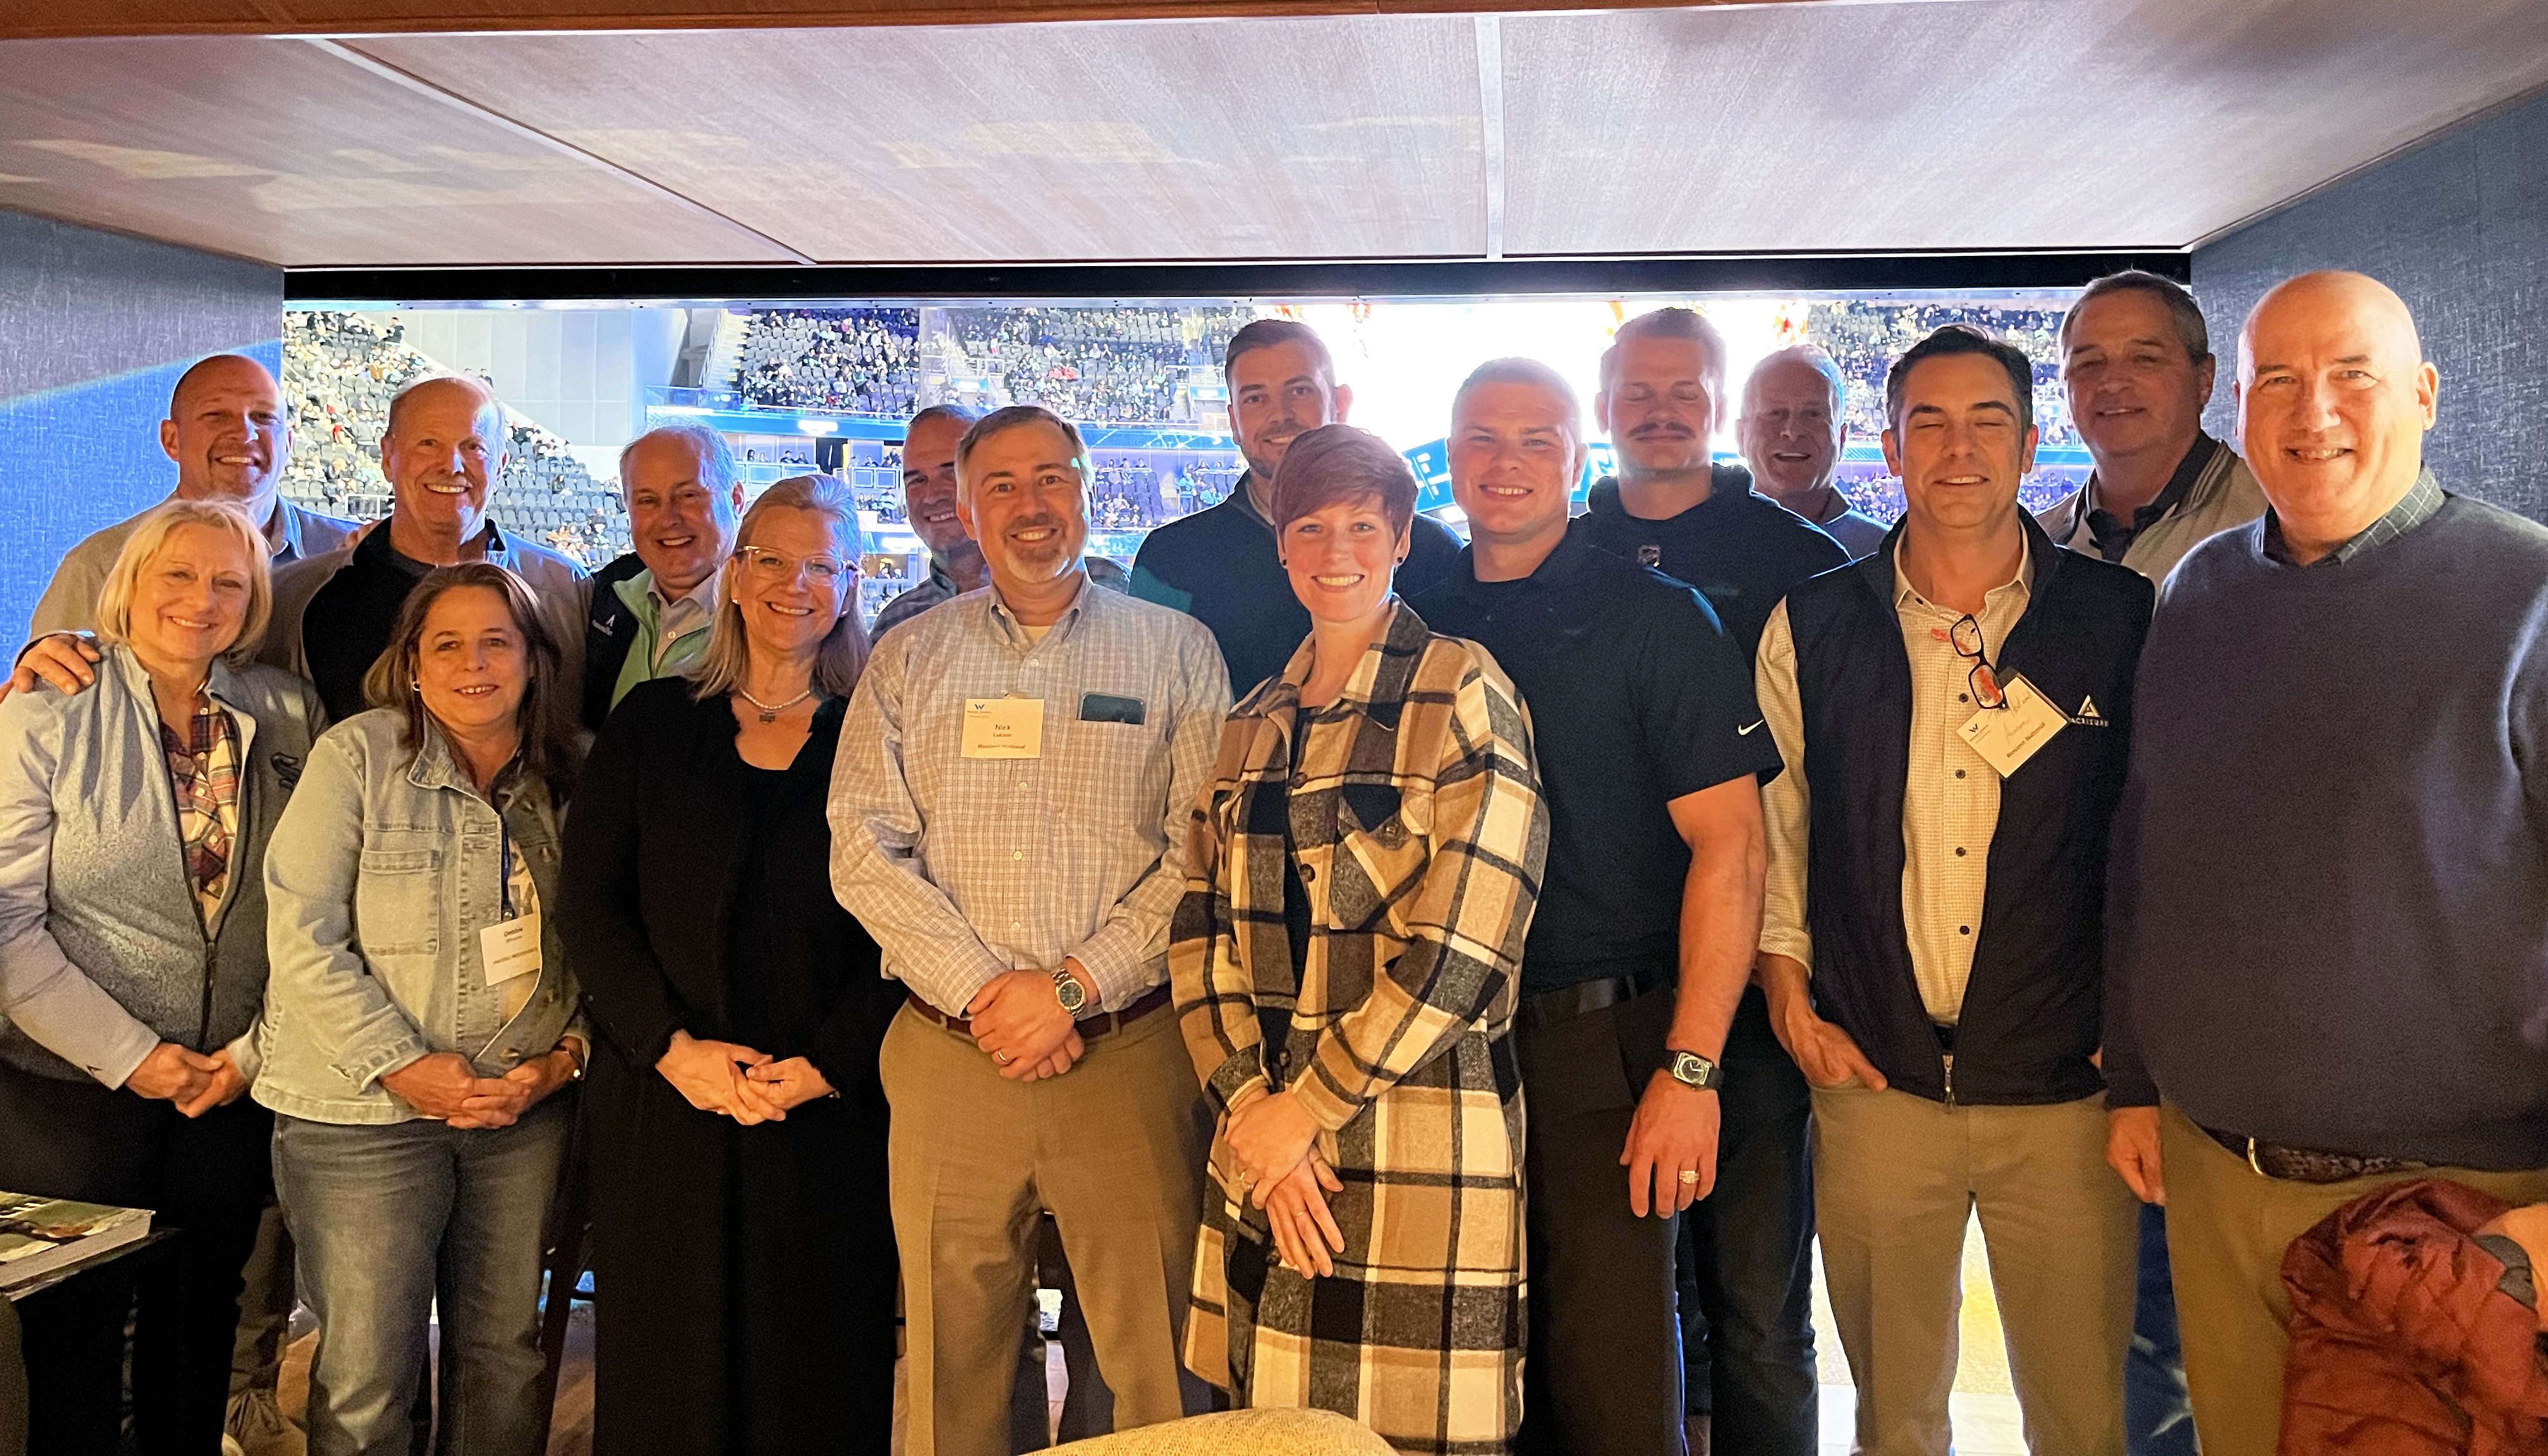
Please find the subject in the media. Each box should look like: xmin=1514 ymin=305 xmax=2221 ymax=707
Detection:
xmin=1519 ymin=971 xmax=1664 ymax=1031
xmin=2201 ymin=1124 xmax=2422 ymax=1184
xmin=906 ymin=983 xmax=1171 ymax=1043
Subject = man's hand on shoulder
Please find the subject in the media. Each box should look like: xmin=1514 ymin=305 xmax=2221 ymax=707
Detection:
xmin=4 ymin=632 xmax=103 ymax=702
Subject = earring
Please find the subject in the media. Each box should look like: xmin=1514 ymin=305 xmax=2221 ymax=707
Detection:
xmin=410 ymin=679 xmax=421 ymax=693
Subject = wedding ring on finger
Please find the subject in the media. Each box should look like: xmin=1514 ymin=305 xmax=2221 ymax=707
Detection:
xmin=1677 ymin=1169 xmax=1700 ymax=1184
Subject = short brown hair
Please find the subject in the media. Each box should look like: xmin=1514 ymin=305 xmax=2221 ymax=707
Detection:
xmin=363 ymin=563 xmax=579 ymax=802
xmin=2059 ymin=269 xmax=2211 ymax=364
xmin=955 ymin=404 xmax=1088 ymax=488
xmin=1601 ymin=307 xmax=1728 ymax=388
xmin=1223 ymin=318 xmax=1335 ymax=382
xmin=1269 ymin=424 xmax=1417 ymax=536
xmin=1885 ymin=324 xmax=2037 ymax=435
xmin=95 ymin=499 xmax=273 ymax=668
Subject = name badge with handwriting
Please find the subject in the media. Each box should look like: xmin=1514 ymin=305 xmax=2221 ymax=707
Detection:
xmin=479 ymin=911 xmax=543 ymax=986
xmin=962 ymin=696 xmax=1045 ymax=759
xmin=1957 ymin=673 xmax=2070 ymax=778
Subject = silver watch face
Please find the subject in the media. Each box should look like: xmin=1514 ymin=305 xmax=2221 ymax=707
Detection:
xmin=1673 ymin=1052 xmax=1713 ymax=1085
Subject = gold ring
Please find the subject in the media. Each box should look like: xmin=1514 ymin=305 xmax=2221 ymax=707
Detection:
xmin=994 ymin=1052 xmax=1012 ymax=1065
xmin=1677 ymin=1170 xmax=1700 ymax=1184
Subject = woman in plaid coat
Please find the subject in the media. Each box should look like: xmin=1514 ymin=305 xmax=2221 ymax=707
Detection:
xmin=1171 ymin=425 xmax=1548 ymax=1456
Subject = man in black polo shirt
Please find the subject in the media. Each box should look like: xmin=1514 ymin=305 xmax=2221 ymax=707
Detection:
xmin=1130 ymin=318 xmax=1461 ymax=698
xmin=1411 ymin=358 xmax=1777 ymax=1456
xmin=1575 ymin=307 xmax=1850 ymax=658
xmin=1574 ymin=306 xmax=1842 ymax=1452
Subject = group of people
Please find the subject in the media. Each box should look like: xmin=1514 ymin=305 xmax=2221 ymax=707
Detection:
xmin=1 ymin=264 xmax=2542 ymax=1456
xmin=737 ymin=307 xmax=924 ymax=416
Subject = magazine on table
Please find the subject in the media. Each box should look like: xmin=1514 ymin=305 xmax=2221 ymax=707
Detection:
xmin=0 ymin=1191 xmax=153 ymax=1290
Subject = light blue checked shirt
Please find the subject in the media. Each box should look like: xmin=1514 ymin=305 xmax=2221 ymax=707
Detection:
xmin=829 ymin=574 xmax=1231 ymax=1017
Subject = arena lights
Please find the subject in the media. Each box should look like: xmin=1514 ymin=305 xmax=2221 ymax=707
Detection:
xmin=797 ymin=419 xmax=839 ymax=435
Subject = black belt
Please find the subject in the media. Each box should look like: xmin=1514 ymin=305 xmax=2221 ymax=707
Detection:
xmin=2200 ymin=1124 xmax=2422 ymax=1184
xmin=1518 ymin=971 xmax=1663 ymax=1030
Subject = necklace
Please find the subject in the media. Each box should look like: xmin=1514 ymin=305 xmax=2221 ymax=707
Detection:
xmin=736 ymin=686 xmax=814 ymax=724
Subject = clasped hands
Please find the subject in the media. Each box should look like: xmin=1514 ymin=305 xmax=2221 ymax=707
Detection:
xmin=1223 ymin=1088 xmax=1347 ymax=1279
xmin=125 ymin=1040 xmax=250 ymax=1118
xmin=383 ymin=1042 xmax=585 ymax=1129
xmin=964 ymin=964 xmax=1091 ymax=1083
xmin=654 ymin=1029 xmax=834 ymax=1124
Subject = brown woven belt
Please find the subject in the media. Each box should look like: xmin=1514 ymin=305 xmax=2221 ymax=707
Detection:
xmin=2201 ymin=1125 xmax=2422 ymax=1184
xmin=906 ymin=983 xmax=1172 ymax=1043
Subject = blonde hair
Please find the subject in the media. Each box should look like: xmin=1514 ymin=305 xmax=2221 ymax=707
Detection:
xmin=689 ymin=474 xmax=873 ymax=703
xmin=94 ymin=499 xmax=273 ymax=667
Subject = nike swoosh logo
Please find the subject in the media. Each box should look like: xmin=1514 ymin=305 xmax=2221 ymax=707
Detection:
xmin=1738 ymin=720 xmax=1766 ymax=736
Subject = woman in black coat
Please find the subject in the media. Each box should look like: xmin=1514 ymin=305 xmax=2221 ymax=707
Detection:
xmin=559 ymin=475 xmax=904 ymax=1454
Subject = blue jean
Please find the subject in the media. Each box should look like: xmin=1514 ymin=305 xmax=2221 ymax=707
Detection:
xmin=272 ymin=1094 xmax=572 ymax=1456
xmin=2126 ymin=1203 xmax=2199 ymax=1456
xmin=1678 ymin=988 xmax=1819 ymax=1455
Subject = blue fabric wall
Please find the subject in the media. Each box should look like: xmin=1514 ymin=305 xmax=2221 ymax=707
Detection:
xmin=1 ymin=210 xmax=283 ymax=646
xmin=2193 ymin=90 xmax=2548 ymax=521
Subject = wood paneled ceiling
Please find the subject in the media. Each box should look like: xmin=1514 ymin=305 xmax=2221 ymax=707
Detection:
xmin=1 ymin=0 xmax=2543 ymax=269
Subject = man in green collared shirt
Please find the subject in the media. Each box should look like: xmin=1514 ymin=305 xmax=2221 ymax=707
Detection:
xmin=580 ymin=425 xmax=745 ymax=730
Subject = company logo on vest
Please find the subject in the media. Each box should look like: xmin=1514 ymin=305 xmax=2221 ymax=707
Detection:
xmin=2071 ymin=694 xmax=2109 ymax=727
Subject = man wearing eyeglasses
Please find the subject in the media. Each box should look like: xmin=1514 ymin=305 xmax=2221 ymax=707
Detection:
xmin=830 ymin=404 xmax=1228 ymax=1455
xmin=1752 ymin=325 xmax=2153 ymax=1455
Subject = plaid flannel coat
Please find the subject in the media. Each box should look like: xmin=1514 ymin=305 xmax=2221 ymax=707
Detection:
xmin=1172 ymin=602 xmax=1548 ymax=1456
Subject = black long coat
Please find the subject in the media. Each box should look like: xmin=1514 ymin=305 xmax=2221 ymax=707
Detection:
xmin=559 ymin=678 xmax=904 ymax=1455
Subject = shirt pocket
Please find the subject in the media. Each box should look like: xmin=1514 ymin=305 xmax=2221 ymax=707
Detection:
xmin=353 ymin=842 xmax=444 ymax=959
xmin=1329 ymin=780 xmax=1432 ymax=931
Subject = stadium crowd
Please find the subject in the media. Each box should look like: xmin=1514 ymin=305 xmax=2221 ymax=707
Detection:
xmin=735 ymin=308 xmax=922 ymax=416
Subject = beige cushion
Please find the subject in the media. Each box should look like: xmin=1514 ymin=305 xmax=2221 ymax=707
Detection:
xmin=1048 ymin=1409 xmax=1395 ymax=1455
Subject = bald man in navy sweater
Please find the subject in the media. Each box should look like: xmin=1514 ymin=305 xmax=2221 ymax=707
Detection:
xmin=2103 ymin=271 xmax=2548 ymax=1456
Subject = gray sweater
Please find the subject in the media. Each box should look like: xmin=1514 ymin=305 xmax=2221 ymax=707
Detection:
xmin=0 ymin=646 xmax=324 ymax=1085
xmin=2106 ymin=488 xmax=2548 ymax=1168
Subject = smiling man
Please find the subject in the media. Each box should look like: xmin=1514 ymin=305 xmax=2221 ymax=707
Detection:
xmin=1407 ymin=359 xmax=1777 ymax=1456
xmin=1738 ymin=345 xmax=1888 ymax=559
xmin=28 ymin=354 xmax=356 ymax=642
xmin=1131 ymin=318 xmax=1461 ymax=698
xmin=829 ymin=404 xmax=1228 ymax=1456
xmin=1754 ymin=324 xmax=2152 ymax=1456
xmin=2102 ymin=272 xmax=2548 ymax=1456
xmin=1576 ymin=308 xmax=1849 ymax=658
xmin=2039 ymin=272 xmax=2266 ymax=580
xmin=269 ymin=375 xmax=586 ymax=722
xmin=580 ymin=423 xmax=744 ymax=729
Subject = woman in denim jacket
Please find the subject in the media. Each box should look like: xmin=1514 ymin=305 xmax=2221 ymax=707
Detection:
xmin=0 ymin=501 xmax=323 ymax=1455
xmin=258 ymin=562 xmax=586 ymax=1456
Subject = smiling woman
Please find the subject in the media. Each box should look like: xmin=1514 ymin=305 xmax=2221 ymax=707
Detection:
xmin=0 ymin=499 xmax=324 ymax=1453
xmin=256 ymin=561 xmax=588 ymax=1456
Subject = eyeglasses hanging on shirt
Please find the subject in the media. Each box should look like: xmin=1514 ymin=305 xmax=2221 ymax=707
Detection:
xmin=1948 ymin=614 xmax=2007 ymax=712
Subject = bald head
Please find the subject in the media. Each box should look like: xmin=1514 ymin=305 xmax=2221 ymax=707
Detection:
xmin=161 ymin=353 xmax=289 ymax=518
xmin=2236 ymin=270 xmax=2437 ymax=562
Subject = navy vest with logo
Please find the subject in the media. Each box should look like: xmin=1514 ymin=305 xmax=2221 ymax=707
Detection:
xmin=1785 ymin=515 xmax=2152 ymax=1105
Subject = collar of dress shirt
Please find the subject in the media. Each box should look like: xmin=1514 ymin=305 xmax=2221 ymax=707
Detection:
xmin=983 ymin=568 xmax=1097 ymax=652
xmin=2260 ymin=466 xmax=2446 ymax=568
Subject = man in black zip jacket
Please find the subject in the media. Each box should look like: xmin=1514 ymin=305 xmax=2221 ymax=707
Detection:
xmin=1752 ymin=325 xmax=2151 ymax=1456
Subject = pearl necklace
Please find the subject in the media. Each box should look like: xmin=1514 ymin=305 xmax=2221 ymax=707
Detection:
xmin=736 ymin=686 xmax=815 ymax=724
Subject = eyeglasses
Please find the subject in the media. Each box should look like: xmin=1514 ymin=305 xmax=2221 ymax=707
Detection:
xmin=736 ymin=546 xmax=853 ymax=586
xmin=1948 ymin=614 xmax=2006 ymax=711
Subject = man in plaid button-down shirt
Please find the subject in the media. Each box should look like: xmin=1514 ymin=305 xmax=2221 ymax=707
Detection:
xmin=830 ymin=405 xmax=1230 ymax=1455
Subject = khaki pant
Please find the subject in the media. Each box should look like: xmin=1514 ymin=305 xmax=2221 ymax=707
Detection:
xmin=1811 ymin=1084 xmax=2137 ymax=1456
xmin=883 ymin=1002 xmax=1210 ymax=1456
xmin=2157 ymin=1102 xmax=2548 ymax=1456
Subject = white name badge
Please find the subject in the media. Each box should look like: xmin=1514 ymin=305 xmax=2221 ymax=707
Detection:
xmin=1957 ymin=673 xmax=2070 ymax=778
xmin=962 ymin=696 xmax=1045 ymax=759
xmin=479 ymin=911 xmax=543 ymax=986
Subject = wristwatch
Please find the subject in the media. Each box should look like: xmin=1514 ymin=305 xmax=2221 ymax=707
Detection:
xmin=1665 ymin=1050 xmax=1723 ymax=1092
xmin=1052 ymin=966 xmax=1088 ymax=1016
